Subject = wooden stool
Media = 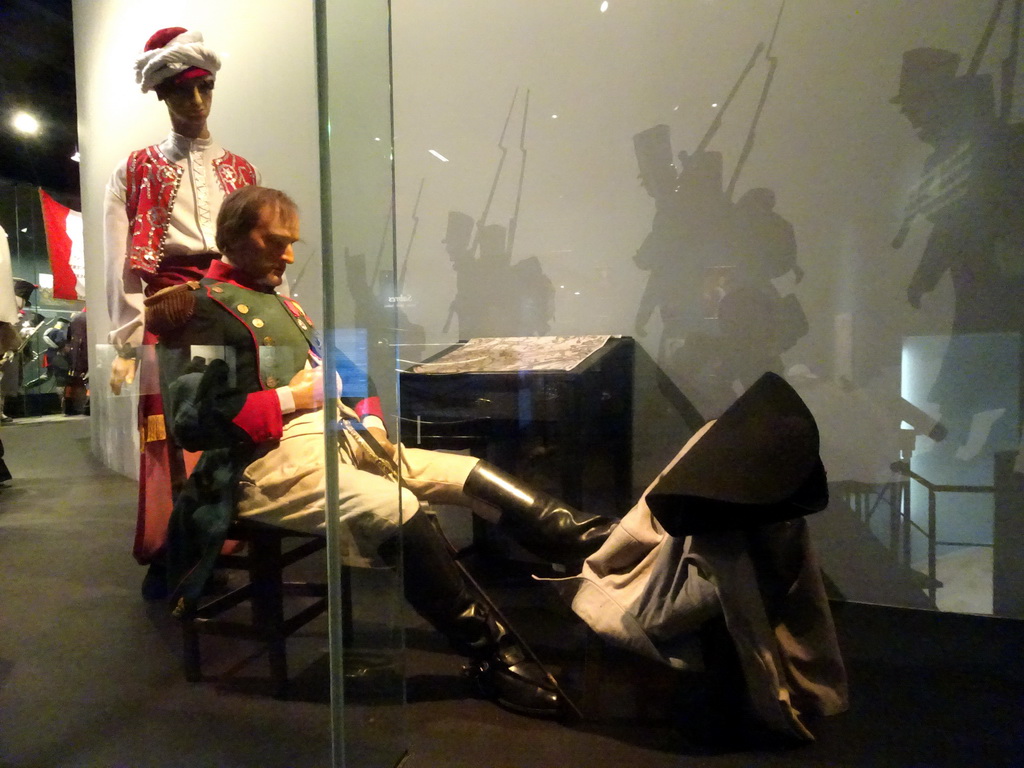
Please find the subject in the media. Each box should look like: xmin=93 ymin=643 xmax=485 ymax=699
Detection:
xmin=181 ymin=519 xmax=344 ymax=698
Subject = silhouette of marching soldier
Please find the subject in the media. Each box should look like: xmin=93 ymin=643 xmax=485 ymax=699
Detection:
xmin=444 ymin=89 xmax=555 ymax=340
xmin=632 ymin=2 xmax=808 ymax=416
xmin=344 ymin=185 xmax=427 ymax=386
xmin=891 ymin=0 xmax=1024 ymax=459
xmin=633 ymin=125 xmax=730 ymax=352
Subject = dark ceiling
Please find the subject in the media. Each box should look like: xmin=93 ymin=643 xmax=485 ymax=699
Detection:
xmin=0 ymin=0 xmax=78 ymax=205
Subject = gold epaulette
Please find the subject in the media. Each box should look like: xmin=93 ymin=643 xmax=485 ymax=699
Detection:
xmin=144 ymin=280 xmax=200 ymax=338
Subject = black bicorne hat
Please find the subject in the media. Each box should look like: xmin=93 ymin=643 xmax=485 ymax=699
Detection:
xmin=646 ymin=372 xmax=828 ymax=536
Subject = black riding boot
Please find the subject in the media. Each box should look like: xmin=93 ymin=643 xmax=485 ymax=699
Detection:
xmin=379 ymin=512 xmax=563 ymax=717
xmin=462 ymin=461 xmax=617 ymax=565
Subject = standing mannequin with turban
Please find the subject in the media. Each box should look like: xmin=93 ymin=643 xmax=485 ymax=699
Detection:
xmin=103 ymin=27 xmax=260 ymax=579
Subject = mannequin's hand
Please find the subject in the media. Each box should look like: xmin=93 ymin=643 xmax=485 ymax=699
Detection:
xmin=365 ymin=425 xmax=396 ymax=460
xmin=288 ymin=368 xmax=324 ymax=411
xmin=109 ymin=356 xmax=137 ymax=395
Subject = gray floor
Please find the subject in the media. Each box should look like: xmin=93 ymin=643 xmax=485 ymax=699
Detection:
xmin=1 ymin=416 xmax=1023 ymax=767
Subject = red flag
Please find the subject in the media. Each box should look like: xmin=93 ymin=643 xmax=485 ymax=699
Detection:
xmin=39 ymin=189 xmax=84 ymax=301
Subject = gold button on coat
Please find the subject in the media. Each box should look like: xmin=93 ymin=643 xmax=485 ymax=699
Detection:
xmin=263 ymin=336 xmax=275 ymax=345
xmin=253 ymin=318 xmax=265 ymax=328
xmin=237 ymin=304 xmax=249 ymax=314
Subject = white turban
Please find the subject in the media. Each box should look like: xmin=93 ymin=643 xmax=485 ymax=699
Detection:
xmin=134 ymin=29 xmax=222 ymax=94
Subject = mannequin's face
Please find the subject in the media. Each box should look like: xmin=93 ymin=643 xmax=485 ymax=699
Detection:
xmin=225 ymin=204 xmax=300 ymax=288
xmin=157 ymin=74 xmax=214 ymax=137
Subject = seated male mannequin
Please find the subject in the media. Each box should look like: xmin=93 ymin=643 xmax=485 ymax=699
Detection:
xmin=151 ymin=185 xmax=616 ymax=717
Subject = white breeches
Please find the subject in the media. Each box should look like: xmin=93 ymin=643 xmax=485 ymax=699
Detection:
xmin=236 ymin=410 xmax=480 ymax=566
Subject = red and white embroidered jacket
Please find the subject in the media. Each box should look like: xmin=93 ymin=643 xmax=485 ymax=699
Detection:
xmin=104 ymin=132 xmax=259 ymax=348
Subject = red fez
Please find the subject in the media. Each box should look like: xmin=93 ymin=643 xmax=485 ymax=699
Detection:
xmin=145 ymin=27 xmax=189 ymax=51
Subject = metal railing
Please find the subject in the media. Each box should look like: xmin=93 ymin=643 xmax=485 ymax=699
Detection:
xmin=888 ymin=460 xmax=995 ymax=603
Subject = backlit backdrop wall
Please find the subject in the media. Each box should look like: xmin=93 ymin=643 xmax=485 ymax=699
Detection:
xmin=389 ymin=0 xmax=1024 ymax=615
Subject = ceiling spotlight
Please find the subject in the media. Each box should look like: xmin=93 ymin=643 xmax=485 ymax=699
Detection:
xmin=428 ymin=149 xmax=449 ymax=162
xmin=600 ymin=1 xmax=609 ymax=11
xmin=12 ymin=111 xmax=40 ymax=136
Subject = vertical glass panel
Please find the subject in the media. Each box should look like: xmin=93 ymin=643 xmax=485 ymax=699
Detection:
xmin=74 ymin=1 xmax=335 ymax=765
xmin=389 ymin=0 xmax=1024 ymax=621
xmin=317 ymin=2 xmax=407 ymax=766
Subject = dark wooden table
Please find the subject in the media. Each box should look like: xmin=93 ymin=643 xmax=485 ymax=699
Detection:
xmin=398 ymin=337 xmax=635 ymax=515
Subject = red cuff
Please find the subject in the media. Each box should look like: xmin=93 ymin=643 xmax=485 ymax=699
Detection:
xmin=354 ymin=395 xmax=384 ymax=422
xmin=232 ymin=390 xmax=284 ymax=443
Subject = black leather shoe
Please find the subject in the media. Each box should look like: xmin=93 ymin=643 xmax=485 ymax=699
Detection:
xmin=382 ymin=513 xmax=566 ymax=718
xmin=466 ymin=656 xmax=563 ymax=717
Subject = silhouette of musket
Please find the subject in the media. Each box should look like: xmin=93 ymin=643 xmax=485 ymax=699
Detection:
xmin=398 ymin=177 xmax=425 ymax=292
xmin=507 ymin=89 xmax=530 ymax=256
xmin=892 ymin=0 xmax=1021 ymax=248
xmin=694 ymin=42 xmax=764 ymax=156
xmin=999 ymin=0 xmax=1022 ymax=121
xmin=964 ymin=0 xmax=1022 ymax=122
xmin=970 ymin=0 xmax=1010 ymax=76
xmin=632 ymin=10 xmax=780 ymax=342
xmin=472 ymin=88 xmax=520 ymax=254
xmin=726 ymin=0 xmax=786 ymax=202
xmin=372 ymin=200 xmax=394 ymax=293
xmin=444 ymin=89 xmax=522 ymax=333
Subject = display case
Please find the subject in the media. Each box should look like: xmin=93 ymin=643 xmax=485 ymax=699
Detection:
xmin=69 ymin=0 xmax=1024 ymax=764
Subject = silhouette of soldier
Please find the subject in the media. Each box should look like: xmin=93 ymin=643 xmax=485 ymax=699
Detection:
xmin=443 ymin=210 xmax=485 ymax=338
xmin=629 ymin=7 xmax=810 ymax=416
xmin=445 ymin=212 xmax=553 ymax=339
xmin=717 ymin=187 xmax=807 ymax=382
xmin=444 ymin=90 xmax=555 ymax=341
xmin=634 ymin=125 xmax=730 ymax=349
xmin=892 ymin=46 xmax=1024 ymax=458
xmin=631 ymin=123 xmax=808 ymax=416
